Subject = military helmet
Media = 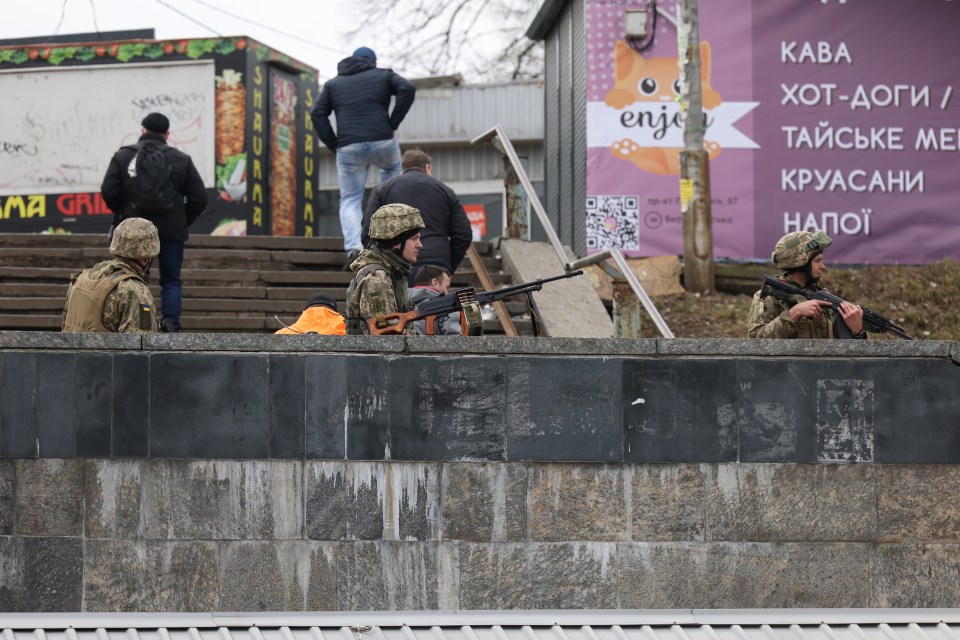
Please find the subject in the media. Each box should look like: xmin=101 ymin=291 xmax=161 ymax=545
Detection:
xmin=110 ymin=217 xmax=161 ymax=259
xmin=772 ymin=230 xmax=832 ymax=270
xmin=368 ymin=204 xmax=424 ymax=241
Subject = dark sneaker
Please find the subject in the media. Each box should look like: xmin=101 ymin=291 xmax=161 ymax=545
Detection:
xmin=159 ymin=317 xmax=179 ymax=333
xmin=342 ymin=249 xmax=361 ymax=271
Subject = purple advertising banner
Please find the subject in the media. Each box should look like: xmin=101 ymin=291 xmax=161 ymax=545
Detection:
xmin=585 ymin=0 xmax=960 ymax=264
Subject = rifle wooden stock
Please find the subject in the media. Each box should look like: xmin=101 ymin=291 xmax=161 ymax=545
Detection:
xmin=366 ymin=310 xmax=438 ymax=336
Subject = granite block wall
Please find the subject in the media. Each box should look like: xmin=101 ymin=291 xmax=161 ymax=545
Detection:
xmin=0 ymin=334 xmax=958 ymax=464
xmin=2 ymin=458 xmax=960 ymax=611
xmin=0 ymin=333 xmax=958 ymax=611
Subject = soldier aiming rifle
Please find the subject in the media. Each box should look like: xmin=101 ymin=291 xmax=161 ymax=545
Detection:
xmin=365 ymin=270 xmax=584 ymax=337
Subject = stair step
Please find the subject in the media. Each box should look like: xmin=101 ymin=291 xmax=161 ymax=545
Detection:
xmin=259 ymin=271 xmax=355 ymax=285
xmin=266 ymin=287 xmax=346 ymax=301
xmin=180 ymin=316 xmax=272 ymax=331
xmin=0 ymin=266 xmax=77 ymax=280
xmin=0 ymin=235 xmax=110 ymax=248
xmin=186 ymin=236 xmax=344 ymax=251
xmin=0 ymin=283 xmax=69 ymax=297
xmin=0 ymin=234 xmax=534 ymax=335
xmin=182 ymin=298 xmax=304 ymax=313
xmin=0 ymin=314 xmax=61 ymax=329
xmin=176 ymin=269 xmax=261 ymax=284
xmin=278 ymin=251 xmax=347 ymax=267
xmin=159 ymin=286 xmax=267 ymax=300
xmin=0 ymin=297 xmax=64 ymax=311
xmin=0 ymin=248 xmax=92 ymax=265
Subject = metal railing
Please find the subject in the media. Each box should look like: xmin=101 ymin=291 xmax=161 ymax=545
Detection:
xmin=472 ymin=125 xmax=674 ymax=338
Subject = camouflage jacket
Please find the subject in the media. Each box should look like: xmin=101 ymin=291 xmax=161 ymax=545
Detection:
xmin=345 ymin=246 xmax=413 ymax=335
xmin=747 ymin=287 xmax=833 ymax=339
xmin=748 ymin=282 xmax=870 ymax=339
xmin=62 ymin=258 xmax=156 ymax=333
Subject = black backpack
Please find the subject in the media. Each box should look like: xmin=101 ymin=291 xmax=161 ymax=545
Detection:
xmin=124 ymin=142 xmax=179 ymax=214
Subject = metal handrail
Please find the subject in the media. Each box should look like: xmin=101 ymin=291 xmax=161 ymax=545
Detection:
xmin=472 ymin=125 xmax=569 ymax=262
xmin=567 ymin=248 xmax=674 ymax=338
xmin=472 ymin=125 xmax=675 ymax=338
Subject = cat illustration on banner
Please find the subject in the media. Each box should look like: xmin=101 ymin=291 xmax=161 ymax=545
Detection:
xmin=605 ymin=40 xmax=722 ymax=176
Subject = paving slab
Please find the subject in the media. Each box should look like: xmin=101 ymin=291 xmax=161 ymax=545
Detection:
xmin=499 ymin=239 xmax=612 ymax=338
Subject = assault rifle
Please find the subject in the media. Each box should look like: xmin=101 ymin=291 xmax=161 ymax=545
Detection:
xmin=367 ymin=270 xmax=584 ymax=336
xmin=759 ymin=276 xmax=914 ymax=340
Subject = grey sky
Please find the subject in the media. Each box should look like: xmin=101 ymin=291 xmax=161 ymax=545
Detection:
xmin=2 ymin=0 xmax=367 ymax=80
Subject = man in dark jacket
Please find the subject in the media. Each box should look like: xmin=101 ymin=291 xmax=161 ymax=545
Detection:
xmin=362 ymin=148 xmax=472 ymax=285
xmin=310 ymin=46 xmax=416 ymax=267
xmin=100 ymin=112 xmax=208 ymax=333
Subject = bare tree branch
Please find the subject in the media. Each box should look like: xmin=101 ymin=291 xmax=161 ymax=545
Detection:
xmin=345 ymin=0 xmax=543 ymax=82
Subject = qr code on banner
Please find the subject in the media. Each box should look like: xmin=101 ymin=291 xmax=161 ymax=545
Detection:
xmin=585 ymin=196 xmax=639 ymax=251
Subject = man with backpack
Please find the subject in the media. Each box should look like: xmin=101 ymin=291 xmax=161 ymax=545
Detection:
xmin=101 ymin=112 xmax=208 ymax=333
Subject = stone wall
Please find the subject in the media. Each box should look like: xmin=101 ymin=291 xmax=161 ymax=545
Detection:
xmin=0 ymin=333 xmax=959 ymax=612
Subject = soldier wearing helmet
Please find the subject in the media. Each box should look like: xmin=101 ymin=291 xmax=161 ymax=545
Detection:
xmin=62 ymin=218 xmax=160 ymax=333
xmin=747 ymin=230 xmax=865 ymax=339
xmin=345 ymin=203 xmax=424 ymax=335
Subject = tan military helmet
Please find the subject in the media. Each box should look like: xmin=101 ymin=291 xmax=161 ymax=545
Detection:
xmin=110 ymin=217 xmax=161 ymax=259
xmin=772 ymin=230 xmax=832 ymax=270
xmin=368 ymin=203 xmax=425 ymax=241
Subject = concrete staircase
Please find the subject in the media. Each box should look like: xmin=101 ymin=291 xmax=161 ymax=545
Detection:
xmin=0 ymin=234 xmax=533 ymax=334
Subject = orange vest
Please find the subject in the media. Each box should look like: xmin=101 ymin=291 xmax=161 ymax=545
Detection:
xmin=275 ymin=306 xmax=346 ymax=335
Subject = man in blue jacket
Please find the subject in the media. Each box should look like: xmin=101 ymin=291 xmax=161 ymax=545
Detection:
xmin=310 ymin=47 xmax=416 ymax=269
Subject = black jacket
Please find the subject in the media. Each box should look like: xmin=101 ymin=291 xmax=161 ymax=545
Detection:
xmin=310 ymin=56 xmax=416 ymax=152
xmin=362 ymin=168 xmax=472 ymax=274
xmin=100 ymin=132 xmax=208 ymax=242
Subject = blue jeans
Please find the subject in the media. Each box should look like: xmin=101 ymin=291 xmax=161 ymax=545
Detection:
xmin=336 ymin=138 xmax=401 ymax=251
xmin=157 ymin=239 xmax=184 ymax=331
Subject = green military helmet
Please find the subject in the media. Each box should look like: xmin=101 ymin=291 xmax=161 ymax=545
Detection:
xmin=368 ymin=203 xmax=425 ymax=241
xmin=772 ymin=230 xmax=832 ymax=270
xmin=110 ymin=217 xmax=161 ymax=259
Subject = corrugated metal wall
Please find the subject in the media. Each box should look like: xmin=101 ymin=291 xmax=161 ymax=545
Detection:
xmin=402 ymin=82 xmax=545 ymax=144
xmin=571 ymin=0 xmax=587 ymax=255
xmin=542 ymin=0 xmax=587 ymax=255
xmin=558 ymin=5 xmax=573 ymax=248
xmin=318 ymin=144 xmax=544 ymax=188
xmin=544 ymin=32 xmax=561 ymax=247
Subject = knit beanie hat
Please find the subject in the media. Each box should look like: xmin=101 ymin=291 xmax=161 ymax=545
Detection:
xmin=141 ymin=112 xmax=170 ymax=134
xmin=305 ymin=293 xmax=338 ymax=311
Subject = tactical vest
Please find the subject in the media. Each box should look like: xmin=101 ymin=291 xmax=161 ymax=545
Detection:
xmin=345 ymin=262 xmax=410 ymax=335
xmin=783 ymin=293 xmax=834 ymax=339
xmin=62 ymin=265 xmax=143 ymax=333
xmin=794 ymin=316 xmax=833 ymax=339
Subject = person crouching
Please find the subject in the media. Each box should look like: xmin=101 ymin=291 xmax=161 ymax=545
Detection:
xmin=275 ymin=293 xmax=346 ymax=335
xmin=62 ymin=217 xmax=160 ymax=333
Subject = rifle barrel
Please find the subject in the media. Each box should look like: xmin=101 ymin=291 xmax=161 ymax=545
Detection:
xmin=477 ymin=270 xmax=583 ymax=302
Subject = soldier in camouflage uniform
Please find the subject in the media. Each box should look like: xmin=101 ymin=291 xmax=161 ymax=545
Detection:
xmin=345 ymin=204 xmax=424 ymax=335
xmin=62 ymin=218 xmax=160 ymax=334
xmin=747 ymin=230 xmax=865 ymax=339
